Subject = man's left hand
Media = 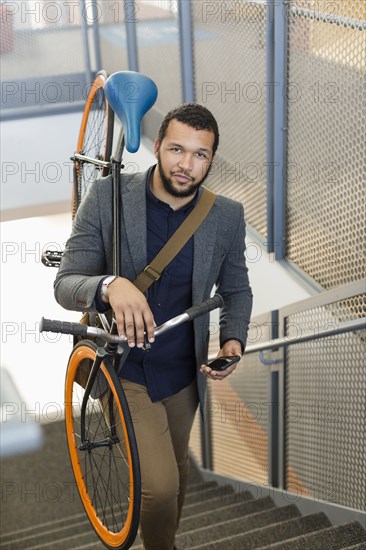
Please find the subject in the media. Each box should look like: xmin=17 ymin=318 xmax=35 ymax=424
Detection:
xmin=200 ymin=340 xmax=242 ymax=381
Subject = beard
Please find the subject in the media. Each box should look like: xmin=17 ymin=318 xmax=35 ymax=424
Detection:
xmin=157 ymin=151 xmax=213 ymax=198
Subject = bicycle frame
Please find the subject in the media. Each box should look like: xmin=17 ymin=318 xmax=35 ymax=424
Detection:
xmin=78 ymin=345 xmax=118 ymax=451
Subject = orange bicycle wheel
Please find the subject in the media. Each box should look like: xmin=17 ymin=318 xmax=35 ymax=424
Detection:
xmin=64 ymin=340 xmax=141 ymax=549
xmin=72 ymin=70 xmax=114 ymax=217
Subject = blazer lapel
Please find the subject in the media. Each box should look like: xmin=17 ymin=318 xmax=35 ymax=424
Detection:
xmin=121 ymin=171 xmax=148 ymax=279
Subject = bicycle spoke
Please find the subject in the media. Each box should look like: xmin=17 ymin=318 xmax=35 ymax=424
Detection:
xmin=84 ymin=100 xmax=106 ymax=154
xmin=73 ymin=71 xmax=113 ymax=217
xmin=89 ymin=446 xmax=126 ymax=531
xmin=74 ymin=389 xmax=133 ymax=529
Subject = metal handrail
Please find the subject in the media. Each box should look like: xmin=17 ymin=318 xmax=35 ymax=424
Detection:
xmin=245 ymin=317 xmax=366 ymax=355
xmin=290 ymin=5 xmax=366 ymax=31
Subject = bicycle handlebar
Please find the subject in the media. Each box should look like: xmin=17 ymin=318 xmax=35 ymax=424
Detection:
xmin=40 ymin=294 xmax=223 ymax=344
xmin=40 ymin=318 xmax=89 ymax=338
xmin=184 ymin=295 xmax=223 ymax=321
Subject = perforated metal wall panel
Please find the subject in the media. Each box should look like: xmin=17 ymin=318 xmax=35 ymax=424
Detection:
xmin=96 ymin=0 xmax=128 ymax=76
xmin=1 ymin=0 xmax=87 ymax=112
xmin=135 ymin=1 xmax=181 ymax=116
xmin=284 ymin=293 xmax=366 ymax=510
xmin=0 ymin=0 xmax=86 ymax=78
xmin=207 ymin=314 xmax=271 ymax=484
xmin=285 ymin=0 xmax=366 ymax=289
xmin=191 ymin=0 xmax=268 ymax=238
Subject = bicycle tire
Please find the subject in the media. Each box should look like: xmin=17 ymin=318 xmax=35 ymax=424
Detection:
xmin=64 ymin=340 xmax=141 ymax=549
xmin=72 ymin=70 xmax=114 ymax=217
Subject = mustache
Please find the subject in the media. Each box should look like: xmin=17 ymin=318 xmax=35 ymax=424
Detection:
xmin=172 ymin=171 xmax=194 ymax=181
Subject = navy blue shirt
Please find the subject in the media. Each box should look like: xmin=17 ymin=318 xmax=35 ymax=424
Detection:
xmin=97 ymin=167 xmax=197 ymax=401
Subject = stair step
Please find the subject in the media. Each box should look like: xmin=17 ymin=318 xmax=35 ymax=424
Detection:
xmin=188 ymin=512 xmax=331 ymax=549
xmin=73 ymin=537 xmax=141 ymax=550
xmin=181 ymin=488 xmax=253 ymax=518
xmin=183 ymin=483 xmax=235 ymax=506
xmin=258 ymin=521 xmax=366 ymax=549
xmin=73 ymin=544 xmax=105 ymax=550
xmin=178 ymin=496 xmax=275 ymax=533
xmin=176 ymin=505 xmax=301 ymax=549
xmin=0 ymin=511 xmax=87 ymax=545
xmin=185 ymin=480 xmax=218 ymax=495
xmin=0 ymin=514 xmax=95 ymax=550
xmin=14 ymin=529 xmax=99 ymax=550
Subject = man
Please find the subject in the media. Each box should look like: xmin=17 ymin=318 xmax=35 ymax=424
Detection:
xmin=54 ymin=103 xmax=252 ymax=550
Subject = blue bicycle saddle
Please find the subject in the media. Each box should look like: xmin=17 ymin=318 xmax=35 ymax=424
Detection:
xmin=104 ymin=71 xmax=158 ymax=153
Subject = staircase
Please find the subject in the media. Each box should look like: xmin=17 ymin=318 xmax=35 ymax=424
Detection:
xmin=1 ymin=421 xmax=365 ymax=550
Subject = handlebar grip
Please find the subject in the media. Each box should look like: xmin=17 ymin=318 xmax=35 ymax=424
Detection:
xmin=40 ymin=317 xmax=88 ymax=338
xmin=185 ymin=294 xmax=223 ymax=321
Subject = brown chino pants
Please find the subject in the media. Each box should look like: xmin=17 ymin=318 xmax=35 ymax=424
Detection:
xmin=120 ymin=378 xmax=199 ymax=550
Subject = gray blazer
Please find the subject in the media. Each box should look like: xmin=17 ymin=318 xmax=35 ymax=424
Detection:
xmin=54 ymin=169 xmax=253 ymax=409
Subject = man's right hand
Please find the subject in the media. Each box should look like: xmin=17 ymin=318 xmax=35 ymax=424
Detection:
xmin=106 ymin=277 xmax=155 ymax=348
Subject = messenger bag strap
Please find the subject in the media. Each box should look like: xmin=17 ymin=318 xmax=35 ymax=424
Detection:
xmin=133 ymin=187 xmax=216 ymax=293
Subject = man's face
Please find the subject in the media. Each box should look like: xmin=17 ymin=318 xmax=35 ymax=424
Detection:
xmin=154 ymin=119 xmax=215 ymax=198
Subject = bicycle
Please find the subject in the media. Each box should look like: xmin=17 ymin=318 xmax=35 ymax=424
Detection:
xmin=40 ymin=69 xmax=224 ymax=549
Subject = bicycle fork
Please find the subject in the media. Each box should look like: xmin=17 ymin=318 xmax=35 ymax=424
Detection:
xmin=79 ymin=344 xmax=120 ymax=451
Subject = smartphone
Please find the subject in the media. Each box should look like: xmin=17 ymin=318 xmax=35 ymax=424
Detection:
xmin=207 ymin=355 xmax=241 ymax=371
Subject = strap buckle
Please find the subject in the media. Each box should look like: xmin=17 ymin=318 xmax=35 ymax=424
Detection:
xmin=143 ymin=265 xmax=161 ymax=281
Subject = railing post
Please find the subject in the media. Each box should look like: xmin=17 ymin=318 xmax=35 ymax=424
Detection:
xmin=81 ymin=0 xmax=93 ymax=86
xmin=273 ymin=0 xmax=289 ymax=260
xmin=90 ymin=0 xmax=102 ymax=72
xmin=266 ymin=0 xmax=275 ymax=253
xmin=268 ymin=310 xmax=280 ymax=487
xmin=124 ymin=0 xmax=139 ymax=71
xmin=278 ymin=311 xmax=287 ymax=490
xmin=178 ymin=0 xmax=195 ymax=102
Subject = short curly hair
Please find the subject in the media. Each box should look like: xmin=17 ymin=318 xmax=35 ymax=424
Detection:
xmin=157 ymin=103 xmax=219 ymax=155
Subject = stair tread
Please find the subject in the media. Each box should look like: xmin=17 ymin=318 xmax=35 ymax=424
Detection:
xmin=187 ymin=512 xmax=332 ymax=549
xmin=0 ymin=511 xmax=88 ymax=542
xmin=257 ymin=521 xmax=366 ymax=549
xmin=0 ymin=518 xmax=95 ymax=549
xmin=184 ymin=481 xmax=216 ymax=495
xmin=7 ymin=530 xmax=99 ymax=550
xmin=183 ymin=483 xmax=235 ymax=505
xmin=178 ymin=496 xmax=275 ymax=533
xmin=176 ymin=504 xmax=301 ymax=548
xmin=181 ymin=489 xmax=253 ymax=517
